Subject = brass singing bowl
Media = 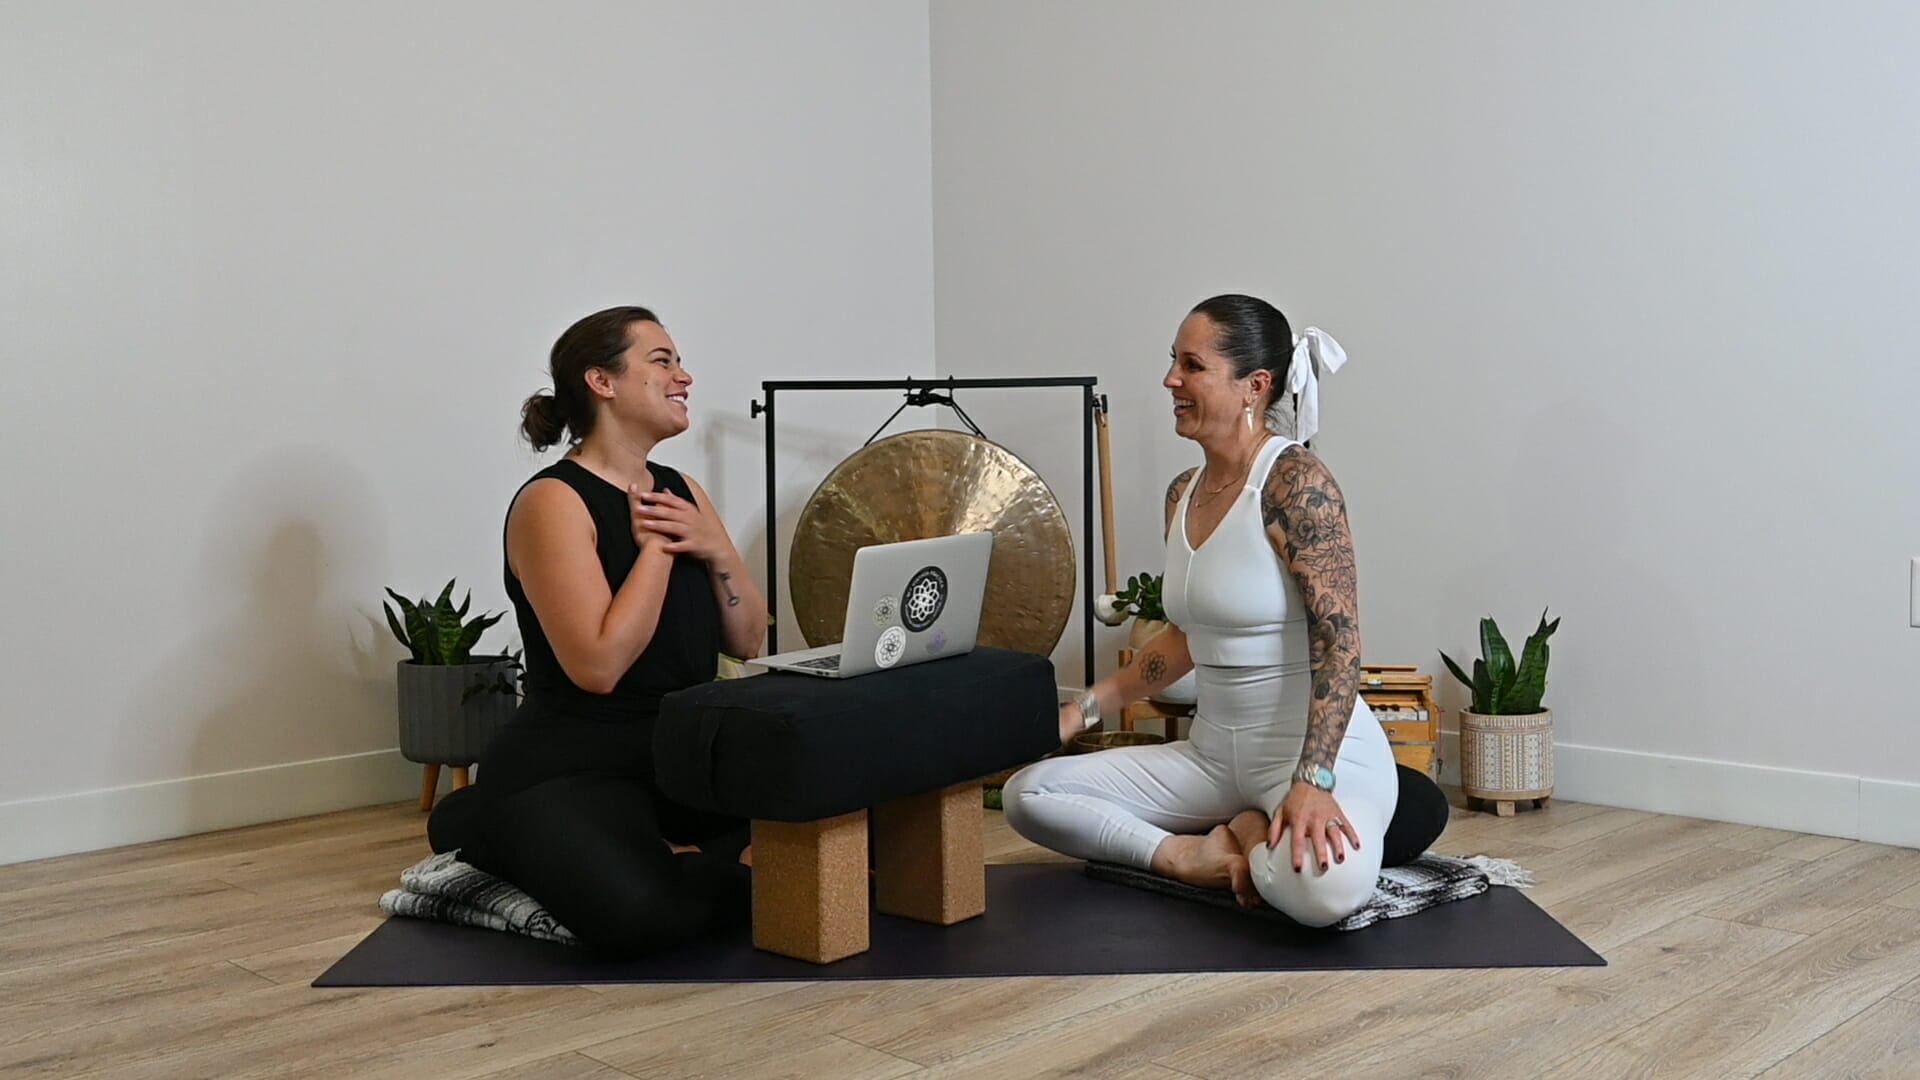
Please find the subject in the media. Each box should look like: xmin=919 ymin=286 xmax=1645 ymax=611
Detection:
xmin=789 ymin=429 xmax=1077 ymax=657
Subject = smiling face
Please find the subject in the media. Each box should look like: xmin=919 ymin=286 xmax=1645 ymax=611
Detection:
xmin=583 ymin=319 xmax=693 ymax=441
xmin=1164 ymin=312 xmax=1270 ymax=445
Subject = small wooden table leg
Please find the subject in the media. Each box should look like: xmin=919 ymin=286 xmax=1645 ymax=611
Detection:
xmin=872 ymin=783 xmax=986 ymax=926
xmin=452 ymin=766 xmax=471 ymax=790
xmin=750 ymin=811 xmax=870 ymax=964
xmin=1495 ymin=800 xmax=1516 ymax=817
xmin=419 ymin=764 xmax=441 ymax=811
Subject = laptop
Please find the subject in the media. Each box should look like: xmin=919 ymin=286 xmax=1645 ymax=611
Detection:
xmin=756 ymin=531 xmax=994 ymax=679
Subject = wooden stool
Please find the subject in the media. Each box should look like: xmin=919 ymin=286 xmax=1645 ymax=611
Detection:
xmin=750 ymin=781 xmax=986 ymax=964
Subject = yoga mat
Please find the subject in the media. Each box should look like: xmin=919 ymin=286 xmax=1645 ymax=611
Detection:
xmin=315 ymin=863 xmax=1601 ymax=987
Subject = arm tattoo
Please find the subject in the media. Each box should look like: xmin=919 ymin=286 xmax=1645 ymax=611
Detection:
xmin=1140 ymin=651 xmax=1168 ymax=685
xmin=1165 ymin=467 xmax=1196 ymax=508
xmin=1164 ymin=467 xmax=1196 ymax=537
xmin=1262 ymin=446 xmax=1361 ymax=775
xmin=718 ymin=571 xmax=741 ymax=607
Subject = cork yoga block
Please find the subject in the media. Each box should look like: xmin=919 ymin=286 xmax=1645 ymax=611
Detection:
xmin=871 ymin=783 xmax=986 ymax=926
xmin=750 ymin=812 xmax=871 ymax=964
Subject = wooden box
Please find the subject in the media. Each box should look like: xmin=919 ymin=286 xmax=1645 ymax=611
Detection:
xmin=1359 ymin=664 xmax=1440 ymax=779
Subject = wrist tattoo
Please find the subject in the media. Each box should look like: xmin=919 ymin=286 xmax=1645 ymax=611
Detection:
xmin=718 ymin=571 xmax=741 ymax=608
xmin=1140 ymin=651 xmax=1168 ymax=685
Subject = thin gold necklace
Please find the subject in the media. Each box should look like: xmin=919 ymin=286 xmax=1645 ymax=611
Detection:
xmin=1195 ymin=434 xmax=1270 ymax=501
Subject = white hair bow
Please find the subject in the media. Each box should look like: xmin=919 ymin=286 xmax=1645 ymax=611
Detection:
xmin=1287 ymin=326 xmax=1347 ymax=443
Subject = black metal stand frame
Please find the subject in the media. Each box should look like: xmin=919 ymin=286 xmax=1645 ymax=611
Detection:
xmin=751 ymin=375 xmax=1101 ymax=687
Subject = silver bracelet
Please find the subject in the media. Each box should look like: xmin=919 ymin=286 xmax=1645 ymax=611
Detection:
xmin=1075 ymin=687 xmax=1102 ymax=730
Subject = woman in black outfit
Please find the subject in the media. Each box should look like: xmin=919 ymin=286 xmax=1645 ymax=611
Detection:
xmin=427 ymin=305 xmax=768 ymax=957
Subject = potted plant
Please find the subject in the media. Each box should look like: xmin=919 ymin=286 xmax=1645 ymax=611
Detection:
xmin=1096 ymin=572 xmax=1196 ymax=705
xmin=384 ymin=580 xmax=522 ymax=809
xmin=1441 ymin=610 xmax=1560 ymax=817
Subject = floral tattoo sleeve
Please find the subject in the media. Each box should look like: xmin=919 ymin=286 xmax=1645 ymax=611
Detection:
xmin=1262 ymin=446 xmax=1361 ymax=775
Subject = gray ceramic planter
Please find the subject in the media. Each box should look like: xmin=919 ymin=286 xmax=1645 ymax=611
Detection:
xmin=396 ymin=657 xmax=519 ymax=765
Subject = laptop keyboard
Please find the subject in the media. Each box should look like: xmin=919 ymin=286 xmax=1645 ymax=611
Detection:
xmin=792 ymin=654 xmax=842 ymax=671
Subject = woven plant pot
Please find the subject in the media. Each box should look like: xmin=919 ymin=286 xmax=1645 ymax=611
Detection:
xmin=396 ymin=658 xmax=519 ymax=766
xmin=1459 ymin=709 xmax=1554 ymax=813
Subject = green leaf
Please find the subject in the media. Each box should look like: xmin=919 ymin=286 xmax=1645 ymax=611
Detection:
xmin=455 ymin=611 xmax=504 ymax=664
xmin=1472 ymin=657 xmax=1495 ymax=714
xmin=434 ymin=583 xmax=463 ymax=665
xmin=456 ymin=590 xmax=471 ymax=619
xmin=1510 ymin=609 xmax=1559 ymax=713
xmin=382 ymin=600 xmax=413 ymax=655
xmin=1439 ymin=651 xmax=1475 ymax=693
xmin=390 ymin=590 xmax=434 ymax=663
xmin=1480 ymin=617 xmax=1515 ymax=698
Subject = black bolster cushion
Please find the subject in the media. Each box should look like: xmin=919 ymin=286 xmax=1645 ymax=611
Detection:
xmin=654 ymin=646 xmax=1061 ymax=822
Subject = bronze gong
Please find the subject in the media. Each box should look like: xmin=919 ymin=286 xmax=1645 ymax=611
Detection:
xmin=789 ymin=429 xmax=1076 ymax=657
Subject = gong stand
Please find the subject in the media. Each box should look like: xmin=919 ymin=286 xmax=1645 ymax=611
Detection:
xmin=750 ymin=376 xmax=1102 ymax=687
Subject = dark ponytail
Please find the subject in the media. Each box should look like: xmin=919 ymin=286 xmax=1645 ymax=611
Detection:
xmin=520 ymin=305 xmax=661 ymax=451
xmin=1189 ymin=294 xmax=1293 ymax=422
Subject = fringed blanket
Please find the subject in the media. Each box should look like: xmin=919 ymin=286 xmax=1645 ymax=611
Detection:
xmin=379 ymin=851 xmax=577 ymax=945
xmin=1084 ymin=852 xmax=1533 ymax=931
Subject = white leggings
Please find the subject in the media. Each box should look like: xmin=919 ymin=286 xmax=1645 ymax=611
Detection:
xmin=1003 ymin=665 xmax=1399 ymax=927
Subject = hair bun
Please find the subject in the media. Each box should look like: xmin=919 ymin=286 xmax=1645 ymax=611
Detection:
xmin=520 ymin=389 xmax=568 ymax=451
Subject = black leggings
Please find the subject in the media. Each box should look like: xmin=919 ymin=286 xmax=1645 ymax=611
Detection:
xmin=426 ymin=714 xmax=750 ymax=958
xmin=1381 ymin=763 xmax=1451 ymax=868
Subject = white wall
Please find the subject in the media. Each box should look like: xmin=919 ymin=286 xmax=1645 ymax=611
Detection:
xmin=0 ymin=0 xmax=935 ymax=862
xmin=931 ymin=2 xmax=1920 ymax=842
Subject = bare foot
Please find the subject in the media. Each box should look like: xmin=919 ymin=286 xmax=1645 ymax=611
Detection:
xmin=1225 ymin=810 xmax=1271 ymax=908
xmin=1152 ymin=826 xmax=1250 ymax=898
xmin=738 ymin=844 xmax=753 ymax=867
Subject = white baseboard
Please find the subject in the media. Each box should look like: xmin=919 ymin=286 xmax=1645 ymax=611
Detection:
xmin=1438 ymin=730 xmax=1916 ymax=848
xmin=1860 ymin=778 xmax=1920 ymax=849
xmin=0 ymin=749 xmax=422 ymax=867
xmin=9 ymin=736 xmax=1915 ymax=867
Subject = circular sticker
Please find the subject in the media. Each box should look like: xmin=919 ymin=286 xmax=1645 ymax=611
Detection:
xmin=902 ymin=566 xmax=948 ymax=632
xmin=925 ymin=627 xmax=949 ymax=655
xmin=872 ymin=595 xmax=898 ymax=626
xmin=875 ymin=626 xmax=907 ymax=668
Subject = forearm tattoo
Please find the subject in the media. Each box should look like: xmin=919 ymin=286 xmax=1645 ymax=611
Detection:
xmin=718 ymin=571 xmax=741 ymax=607
xmin=1140 ymin=651 xmax=1168 ymax=686
xmin=1263 ymin=446 xmax=1361 ymax=774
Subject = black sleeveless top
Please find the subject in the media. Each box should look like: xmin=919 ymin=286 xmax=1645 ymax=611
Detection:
xmin=505 ymin=458 xmax=722 ymax=722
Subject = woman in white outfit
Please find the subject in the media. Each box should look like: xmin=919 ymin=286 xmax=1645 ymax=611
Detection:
xmin=1002 ymin=294 xmax=1397 ymax=927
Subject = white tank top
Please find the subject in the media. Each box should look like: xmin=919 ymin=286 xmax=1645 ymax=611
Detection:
xmin=1163 ymin=436 xmax=1308 ymax=670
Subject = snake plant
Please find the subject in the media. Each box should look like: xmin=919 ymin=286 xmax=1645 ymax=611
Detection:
xmin=1441 ymin=610 xmax=1559 ymax=715
xmin=384 ymin=580 xmax=506 ymax=665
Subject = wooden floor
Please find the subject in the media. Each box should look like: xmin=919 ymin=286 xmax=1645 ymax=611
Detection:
xmin=5 ymin=795 xmax=1920 ymax=1080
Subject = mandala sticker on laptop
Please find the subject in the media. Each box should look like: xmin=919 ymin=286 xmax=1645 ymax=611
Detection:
xmin=902 ymin=566 xmax=947 ymax=632
xmin=872 ymin=595 xmax=898 ymax=626
xmin=875 ymin=626 xmax=907 ymax=668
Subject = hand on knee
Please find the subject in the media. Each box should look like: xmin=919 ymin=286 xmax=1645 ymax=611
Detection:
xmin=1247 ymin=839 xmax=1376 ymax=929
